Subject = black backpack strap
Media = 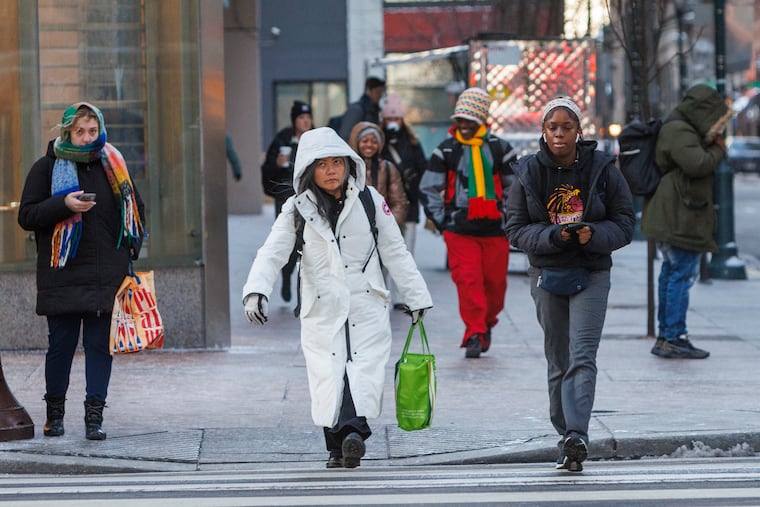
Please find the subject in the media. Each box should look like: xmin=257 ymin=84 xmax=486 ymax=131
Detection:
xmin=358 ymin=186 xmax=380 ymax=272
xmin=294 ymin=188 xmax=380 ymax=316
xmin=293 ymin=212 xmax=305 ymax=317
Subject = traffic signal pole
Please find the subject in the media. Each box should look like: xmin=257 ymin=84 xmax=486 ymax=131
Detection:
xmin=709 ymin=0 xmax=747 ymax=280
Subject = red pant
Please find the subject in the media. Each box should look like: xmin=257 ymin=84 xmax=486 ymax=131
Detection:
xmin=443 ymin=231 xmax=509 ymax=346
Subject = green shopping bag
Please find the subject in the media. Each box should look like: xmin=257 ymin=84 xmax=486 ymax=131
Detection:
xmin=394 ymin=319 xmax=436 ymax=431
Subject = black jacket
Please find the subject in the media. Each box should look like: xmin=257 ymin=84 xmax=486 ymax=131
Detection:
xmin=419 ymin=130 xmax=516 ymax=236
xmin=18 ymin=140 xmax=145 ymax=316
xmin=381 ymin=126 xmax=427 ymax=223
xmin=505 ymin=140 xmax=634 ymax=271
xmin=339 ymin=94 xmax=380 ymax=140
xmin=261 ymin=127 xmax=297 ymax=209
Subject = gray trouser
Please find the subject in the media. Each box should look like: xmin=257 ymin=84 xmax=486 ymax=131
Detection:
xmin=529 ymin=267 xmax=610 ymax=440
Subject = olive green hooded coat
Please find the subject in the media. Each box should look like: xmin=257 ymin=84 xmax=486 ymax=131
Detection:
xmin=641 ymin=84 xmax=731 ymax=253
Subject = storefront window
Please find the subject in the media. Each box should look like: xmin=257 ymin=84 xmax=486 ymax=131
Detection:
xmin=274 ymin=81 xmax=346 ymax=133
xmin=1 ymin=0 xmax=203 ymax=269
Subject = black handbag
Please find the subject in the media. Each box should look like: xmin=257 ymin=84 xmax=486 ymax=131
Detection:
xmin=538 ymin=267 xmax=590 ymax=296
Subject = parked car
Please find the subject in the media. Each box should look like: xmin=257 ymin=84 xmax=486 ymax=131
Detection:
xmin=727 ymin=136 xmax=760 ymax=173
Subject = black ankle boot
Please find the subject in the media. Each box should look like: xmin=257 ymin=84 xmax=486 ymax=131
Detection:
xmin=43 ymin=395 xmax=66 ymax=437
xmin=84 ymin=399 xmax=107 ymax=440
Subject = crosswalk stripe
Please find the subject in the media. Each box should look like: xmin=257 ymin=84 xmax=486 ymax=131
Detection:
xmin=2 ymin=488 xmax=760 ymax=506
xmin=1 ymin=460 xmax=758 ymax=506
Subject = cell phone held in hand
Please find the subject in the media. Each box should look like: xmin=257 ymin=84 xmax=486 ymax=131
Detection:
xmin=563 ymin=222 xmax=585 ymax=233
xmin=78 ymin=193 xmax=96 ymax=201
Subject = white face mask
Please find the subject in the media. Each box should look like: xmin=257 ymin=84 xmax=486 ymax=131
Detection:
xmin=385 ymin=121 xmax=400 ymax=132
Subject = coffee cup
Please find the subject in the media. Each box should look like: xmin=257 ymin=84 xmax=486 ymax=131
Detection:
xmin=278 ymin=146 xmax=293 ymax=167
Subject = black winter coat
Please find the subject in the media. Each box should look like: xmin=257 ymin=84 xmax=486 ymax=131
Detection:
xmin=261 ymin=127 xmax=297 ymax=210
xmin=505 ymin=140 xmax=634 ymax=271
xmin=381 ymin=126 xmax=427 ymax=223
xmin=18 ymin=140 xmax=145 ymax=316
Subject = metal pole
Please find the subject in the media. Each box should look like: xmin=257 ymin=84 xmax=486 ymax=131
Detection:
xmin=0 ymin=357 xmax=34 ymax=441
xmin=709 ymin=0 xmax=747 ymax=280
xmin=627 ymin=0 xmax=656 ymax=338
xmin=676 ymin=4 xmax=688 ymax=96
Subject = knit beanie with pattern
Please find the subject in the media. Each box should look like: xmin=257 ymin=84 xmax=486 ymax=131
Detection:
xmin=451 ymin=87 xmax=491 ymax=125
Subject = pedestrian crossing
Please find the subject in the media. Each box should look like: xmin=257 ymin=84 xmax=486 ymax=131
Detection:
xmin=0 ymin=458 xmax=759 ymax=506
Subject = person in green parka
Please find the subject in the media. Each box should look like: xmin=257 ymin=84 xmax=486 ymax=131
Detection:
xmin=641 ymin=84 xmax=733 ymax=360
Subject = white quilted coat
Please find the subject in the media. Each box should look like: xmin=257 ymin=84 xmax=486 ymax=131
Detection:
xmin=243 ymin=127 xmax=432 ymax=428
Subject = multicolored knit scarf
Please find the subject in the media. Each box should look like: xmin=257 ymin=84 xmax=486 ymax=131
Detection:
xmin=50 ymin=103 xmax=144 ymax=269
xmin=455 ymin=124 xmax=502 ymax=220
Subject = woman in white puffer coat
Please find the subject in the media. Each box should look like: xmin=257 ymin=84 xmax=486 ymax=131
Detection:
xmin=243 ymin=127 xmax=432 ymax=469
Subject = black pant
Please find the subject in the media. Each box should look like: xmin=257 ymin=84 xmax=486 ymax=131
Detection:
xmin=282 ymin=247 xmax=298 ymax=280
xmin=323 ymin=375 xmax=371 ymax=455
xmin=46 ymin=313 xmax=112 ymax=402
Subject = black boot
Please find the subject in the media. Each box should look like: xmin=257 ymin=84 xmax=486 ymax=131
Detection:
xmin=43 ymin=395 xmax=66 ymax=437
xmin=84 ymin=399 xmax=107 ymax=440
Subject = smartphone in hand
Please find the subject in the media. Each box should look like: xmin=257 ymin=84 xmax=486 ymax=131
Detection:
xmin=563 ymin=222 xmax=585 ymax=233
xmin=78 ymin=193 xmax=96 ymax=201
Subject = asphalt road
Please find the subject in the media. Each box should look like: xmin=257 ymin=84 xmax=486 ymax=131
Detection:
xmin=1 ymin=457 xmax=758 ymax=506
xmin=734 ymin=172 xmax=760 ymax=262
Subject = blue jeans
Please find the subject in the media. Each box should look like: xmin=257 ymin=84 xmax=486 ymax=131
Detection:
xmin=657 ymin=243 xmax=701 ymax=341
xmin=46 ymin=314 xmax=113 ymax=402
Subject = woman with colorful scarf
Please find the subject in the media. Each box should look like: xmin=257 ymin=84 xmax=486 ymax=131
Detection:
xmin=18 ymin=102 xmax=145 ymax=441
xmin=419 ymin=87 xmax=518 ymax=358
xmin=506 ymin=97 xmax=634 ymax=472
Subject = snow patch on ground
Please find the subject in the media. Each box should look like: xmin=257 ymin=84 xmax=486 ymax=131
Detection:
xmin=666 ymin=441 xmax=756 ymax=458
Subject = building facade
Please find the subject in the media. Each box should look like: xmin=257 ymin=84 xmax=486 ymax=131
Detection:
xmin=0 ymin=0 xmax=229 ymax=349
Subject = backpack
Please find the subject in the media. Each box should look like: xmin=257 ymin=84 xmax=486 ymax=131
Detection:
xmin=617 ymin=118 xmax=663 ymax=197
xmin=293 ymin=186 xmax=378 ymax=317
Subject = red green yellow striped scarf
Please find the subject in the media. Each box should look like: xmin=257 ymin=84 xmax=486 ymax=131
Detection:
xmin=455 ymin=125 xmax=502 ymax=220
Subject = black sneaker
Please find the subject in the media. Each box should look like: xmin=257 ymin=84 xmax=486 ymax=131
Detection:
xmin=482 ymin=328 xmax=492 ymax=353
xmin=674 ymin=335 xmax=710 ymax=358
xmin=652 ymin=336 xmax=709 ymax=359
xmin=465 ymin=335 xmax=482 ymax=358
xmin=326 ymin=451 xmax=343 ymax=469
xmin=650 ymin=337 xmax=666 ymax=356
xmin=559 ymin=435 xmax=587 ymax=472
xmin=341 ymin=432 xmax=365 ymax=469
xmin=556 ymin=455 xmax=583 ymax=472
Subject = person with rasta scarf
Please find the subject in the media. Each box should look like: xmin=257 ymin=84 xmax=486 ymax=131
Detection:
xmin=505 ymin=97 xmax=634 ymax=472
xmin=18 ymin=102 xmax=145 ymax=441
xmin=419 ymin=87 xmax=517 ymax=359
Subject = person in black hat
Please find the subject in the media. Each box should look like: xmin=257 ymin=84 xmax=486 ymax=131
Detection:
xmin=261 ymin=100 xmax=314 ymax=302
xmin=338 ymin=76 xmax=386 ymax=140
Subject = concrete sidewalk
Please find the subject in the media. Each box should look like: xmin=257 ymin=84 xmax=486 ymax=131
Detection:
xmin=1 ymin=208 xmax=759 ymax=473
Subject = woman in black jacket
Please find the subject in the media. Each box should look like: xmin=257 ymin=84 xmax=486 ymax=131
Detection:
xmin=260 ymin=100 xmax=314 ymax=302
xmin=18 ymin=102 xmax=145 ymax=441
xmin=505 ymin=97 xmax=634 ymax=472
